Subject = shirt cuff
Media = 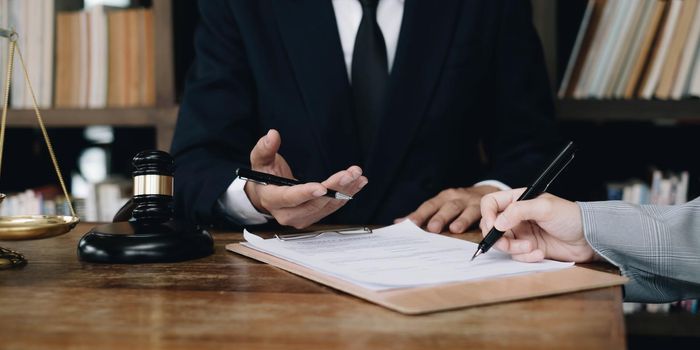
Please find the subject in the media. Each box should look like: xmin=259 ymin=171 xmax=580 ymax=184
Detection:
xmin=217 ymin=177 xmax=272 ymax=225
xmin=473 ymin=180 xmax=511 ymax=191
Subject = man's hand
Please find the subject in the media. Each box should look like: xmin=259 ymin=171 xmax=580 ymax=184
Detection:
xmin=396 ymin=185 xmax=499 ymax=233
xmin=244 ymin=129 xmax=368 ymax=229
xmin=479 ymin=188 xmax=600 ymax=263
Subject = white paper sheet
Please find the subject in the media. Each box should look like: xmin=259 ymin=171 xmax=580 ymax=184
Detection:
xmin=242 ymin=220 xmax=573 ymax=291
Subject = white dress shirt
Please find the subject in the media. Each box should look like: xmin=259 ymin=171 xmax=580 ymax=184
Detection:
xmin=218 ymin=0 xmax=507 ymax=224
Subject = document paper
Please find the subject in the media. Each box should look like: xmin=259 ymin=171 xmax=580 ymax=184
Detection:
xmin=242 ymin=220 xmax=573 ymax=291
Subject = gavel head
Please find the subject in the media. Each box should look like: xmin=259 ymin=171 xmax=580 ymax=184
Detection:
xmin=131 ymin=150 xmax=174 ymax=224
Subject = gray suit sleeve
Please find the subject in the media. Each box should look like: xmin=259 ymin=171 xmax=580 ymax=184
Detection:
xmin=578 ymin=198 xmax=700 ymax=303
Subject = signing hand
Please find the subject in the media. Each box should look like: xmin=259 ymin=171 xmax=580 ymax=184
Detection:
xmin=396 ymin=185 xmax=499 ymax=233
xmin=479 ymin=188 xmax=599 ymax=263
xmin=245 ymin=129 xmax=368 ymax=229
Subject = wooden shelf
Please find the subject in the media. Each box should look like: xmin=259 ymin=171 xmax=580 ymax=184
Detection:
xmin=2 ymin=106 xmax=178 ymax=150
xmin=3 ymin=107 xmax=178 ymax=127
xmin=557 ymin=99 xmax=700 ymax=122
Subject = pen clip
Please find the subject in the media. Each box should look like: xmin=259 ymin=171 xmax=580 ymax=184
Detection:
xmin=543 ymin=153 xmax=575 ymax=192
xmin=238 ymin=176 xmax=268 ymax=186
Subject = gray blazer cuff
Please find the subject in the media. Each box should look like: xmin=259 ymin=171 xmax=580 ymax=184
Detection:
xmin=577 ymin=200 xmax=700 ymax=302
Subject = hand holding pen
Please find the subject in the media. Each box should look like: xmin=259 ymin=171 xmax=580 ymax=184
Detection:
xmin=237 ymin=168 xmax=353 ymax=200
xmin=472 ymin=142 xmax=576 ymax=261
xmin=477 ymin=188 xmax=600 ymax=263
xmin=241 ymin=130 xmax=368 ymax=229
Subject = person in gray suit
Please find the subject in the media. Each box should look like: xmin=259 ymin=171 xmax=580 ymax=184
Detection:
xmin=478 ymin=188 xmax=700 ymax=303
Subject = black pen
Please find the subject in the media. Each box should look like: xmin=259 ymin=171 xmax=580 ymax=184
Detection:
xmin=236 ymin=168 xmax=353 ymax=200
xmin=471 ymin=141 xmax=576 ymax=261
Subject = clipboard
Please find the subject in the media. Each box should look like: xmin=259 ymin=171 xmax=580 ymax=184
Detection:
xmin=227 ymin=243 xmax=628 ymax=315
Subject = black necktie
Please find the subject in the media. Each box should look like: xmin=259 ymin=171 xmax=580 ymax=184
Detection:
xmin=352 ymin=0 xmax=388 ymax=157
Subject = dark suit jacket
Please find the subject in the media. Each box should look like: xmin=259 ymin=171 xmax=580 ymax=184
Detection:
xmin=171 ymin=0 xmax=558 ymax=226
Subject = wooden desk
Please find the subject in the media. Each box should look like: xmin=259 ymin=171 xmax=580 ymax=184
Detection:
xmin=0 ymin=223 xmax=625 ymax=349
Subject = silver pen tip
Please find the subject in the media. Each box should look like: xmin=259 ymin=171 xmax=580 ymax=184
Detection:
xmin=470 ymin=249 xmax=482 ymax=261
xmin=335 ymin=192 xmax=353 ymax=200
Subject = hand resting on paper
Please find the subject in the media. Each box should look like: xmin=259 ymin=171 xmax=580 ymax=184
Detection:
xmin=479 ymin=188 xmax=602 ymax=263
xmin=244 ymin=129 xmax=368 ymax=229
xmin=396 ymin=185 xmax=499 ymax=233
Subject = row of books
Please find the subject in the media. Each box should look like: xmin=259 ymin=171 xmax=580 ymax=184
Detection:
xmin=0 ymin=187 xmax=73 ymax=217
xmin=0 ymin=0 xmax=54 ymax=109
xmin=0 ymin=0 xmax=155 ymax=109
xmin=0 ymin=176 xmax=130 ymax=223
xmin=71 ymin=175 xmax=131 ymax=222
xmin=606 ymin=170 xmax=697 ymax=315
xmin=559 ymin=0 xmax=700 ymax=100
xmin=625 ymin=299 xmax=699 ymax=314
xmin=607 ymin=170 xmax=689 ymax=205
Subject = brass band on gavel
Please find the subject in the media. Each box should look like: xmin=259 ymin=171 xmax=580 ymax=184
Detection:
xmin=133 ymin=175 xmax=173 ymax=197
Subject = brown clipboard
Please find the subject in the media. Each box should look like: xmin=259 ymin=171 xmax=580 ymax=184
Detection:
xmin=227 ymin=243 xmax=628 ymax=315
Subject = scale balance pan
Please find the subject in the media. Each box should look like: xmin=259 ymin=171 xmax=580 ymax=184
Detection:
xmin=0 ymin=194 xmax=79 ymax=241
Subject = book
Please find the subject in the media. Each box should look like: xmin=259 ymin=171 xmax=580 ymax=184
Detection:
xmin=600 ymin=0 xmax=643 ymax=98
xmin=609 ymin=169 xmax=689 ymax=206
xmin=675 ymin=171 xmax=689 ymax=204
xmin=623 ymin=0 xmax=667 ymax=98
xmin=591 ymin=0 xmax=636 ymax=97
xmin=611 ymin=0 xmax=654 ymax=98
xmin=96 ymin=177 xmax=131 ymax=222
xmin=78 ymin=10 xmax=89 ymax=108
xmin=558 ymin=0 xmax=597 ymax=98
xmin=655 ymin=0 xmax=699 ymax=99
xmin=107 ymin=10 xmax=126 ymax=107
xmin=106 ymin=8 xmax=156 ymax=108
xmin=39 ymin=0 xmax=54 ymax=108
xmin=688 ymin=47 xmax=700 ymax=96
xmin=582 ymin=0 xmax=626 ymax=98
xmin=55 ymin=11 xmax=82 ymax=108
xmin=125 ymin=9 xmax=140 ymax=107
xmin=670 ymin=0 xmax=700 ymax=99
xmin=640 ymin=0 xmax=682 ymax=99
xmin=87 ymin=5 xmax=108 ymax=108
xmin=141 ymin=8 xmax=155 ymax=106
xmin=9 ymin=0 xmax=26 ymax=108
xmin=6 ymin=0 xmax=53 ymax=109
xmin=575 ymin=0 xmax=616 ymax=98
xmin=28 ymin=0 xmax=39 ymax=107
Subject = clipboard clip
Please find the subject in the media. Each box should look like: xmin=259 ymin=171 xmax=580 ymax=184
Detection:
xmin=275 ymin=227 xmax=372 ymax=241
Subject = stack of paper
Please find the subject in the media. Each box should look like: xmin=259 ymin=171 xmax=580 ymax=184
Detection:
xmin=243 ymin=220 xmax=573 ymax=291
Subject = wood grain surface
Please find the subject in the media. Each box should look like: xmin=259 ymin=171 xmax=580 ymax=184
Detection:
xmin=0 ymin=223 xmax=626 ymax=349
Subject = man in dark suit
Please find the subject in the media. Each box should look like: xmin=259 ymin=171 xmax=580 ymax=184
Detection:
xmin=171 ymin=0 xmax=558 ymax=231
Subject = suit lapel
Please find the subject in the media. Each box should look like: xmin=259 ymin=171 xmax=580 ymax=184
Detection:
xmin=271 ymin=0 xmax=362 ymax=175
xmin=359 ymin=0 xmax=463 ymax=221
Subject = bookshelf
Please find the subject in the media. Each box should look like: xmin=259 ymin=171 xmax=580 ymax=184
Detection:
xmin=0 ymin=0 xmax=178 ymax=220
xmin=533 ymin=1 xmax=700 ymax=346
xmin=5 ymin=106 xmax=177 ymax=148
xmin=3 ymin=0 xmax=177 ymax=151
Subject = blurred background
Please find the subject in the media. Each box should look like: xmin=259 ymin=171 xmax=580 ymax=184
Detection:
xmin=0 ymin=0 xmax=698 ymax=346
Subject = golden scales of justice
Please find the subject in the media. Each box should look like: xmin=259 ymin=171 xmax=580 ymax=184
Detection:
xmin=0 ymin=27 xmax=80 ymax=269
